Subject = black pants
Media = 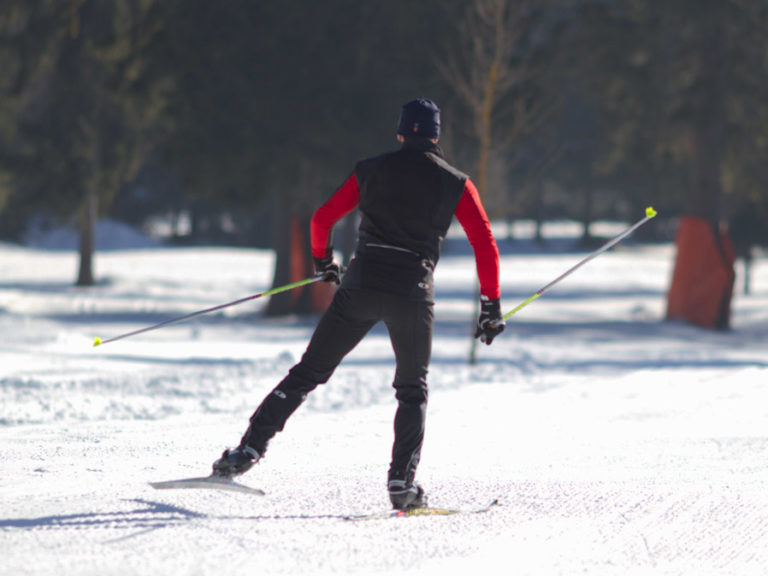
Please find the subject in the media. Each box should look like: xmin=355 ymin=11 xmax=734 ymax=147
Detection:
xmin=240 ymin=287 xmax=433 ymax=485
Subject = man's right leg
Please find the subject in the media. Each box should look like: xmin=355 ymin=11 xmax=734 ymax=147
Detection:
xmin=384 ymin=297 xmax=433 ymax=509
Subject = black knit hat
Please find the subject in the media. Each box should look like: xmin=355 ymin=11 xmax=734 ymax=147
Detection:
xmin=396 ymin=98 xmax=441 ymax=139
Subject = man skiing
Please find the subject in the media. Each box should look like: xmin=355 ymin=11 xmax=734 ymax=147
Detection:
xmin=213 ymin=98 xmax=505 ymax=510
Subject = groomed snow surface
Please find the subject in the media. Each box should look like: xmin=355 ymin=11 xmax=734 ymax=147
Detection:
xmin=2 ymin=230 xmax=768 ymax=575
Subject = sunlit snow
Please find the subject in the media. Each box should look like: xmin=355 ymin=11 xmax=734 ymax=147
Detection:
xmin=2 ymin=223 xmax=767 ymax=575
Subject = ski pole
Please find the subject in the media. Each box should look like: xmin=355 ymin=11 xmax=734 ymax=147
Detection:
xmin=501 ymin=206 xmax=658 ymax=321
xmin=93 ymin=275 xmax=324 ymax=347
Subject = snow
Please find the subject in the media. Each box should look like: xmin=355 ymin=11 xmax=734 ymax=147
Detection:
xmin=2 ymin=228 xmax=768 ymax=575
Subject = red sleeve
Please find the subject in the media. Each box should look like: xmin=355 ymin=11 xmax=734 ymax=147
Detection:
xmin=454 ymin=179 xmax=501 ymax=300
xmin=310 ymin=173 xmax=360 ymax=258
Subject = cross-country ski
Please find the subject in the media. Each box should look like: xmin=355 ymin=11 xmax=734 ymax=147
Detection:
xmin=344 ymin=499 xmax=500 ymax=521
xmin=149 ymin=475 xmax=266 ymax=496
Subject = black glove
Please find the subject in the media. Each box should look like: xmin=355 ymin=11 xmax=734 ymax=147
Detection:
xmin=313 ymin=254 xmax=343 ymax=284
xmin=474 ymin=296 xmax=505 ymax=345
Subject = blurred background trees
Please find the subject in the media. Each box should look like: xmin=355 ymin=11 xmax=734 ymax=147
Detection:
xmin=1 ymin=0 xmax=767 ymax=325
xmin=0 ymin=0 xmax=172 ymax=284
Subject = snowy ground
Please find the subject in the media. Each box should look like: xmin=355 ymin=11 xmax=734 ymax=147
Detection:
xmin=2 ymin=226 xmax=768 ymax=575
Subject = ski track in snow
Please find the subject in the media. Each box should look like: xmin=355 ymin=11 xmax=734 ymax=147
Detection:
xmin=2 ymin=238 xmax=768 ymax=575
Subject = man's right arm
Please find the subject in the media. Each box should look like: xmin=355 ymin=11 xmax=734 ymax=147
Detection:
xmin=454 ymin=179 xmax=501 ymax=300
xmin=455 ymin=179 xmax=505 ymax=344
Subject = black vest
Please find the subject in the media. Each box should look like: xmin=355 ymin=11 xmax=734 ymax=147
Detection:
xmin=343 ymin=140 xmax=468 ymax=300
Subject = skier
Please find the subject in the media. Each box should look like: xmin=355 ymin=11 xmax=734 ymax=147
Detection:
xmin=213 ymin=98 xmax=505 ymax=509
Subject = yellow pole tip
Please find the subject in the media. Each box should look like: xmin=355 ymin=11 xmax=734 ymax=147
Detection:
xmin=93 ymin=337 xmax=102 ymax=347
xmin=645 ymin=206 xmax=658 ymax=218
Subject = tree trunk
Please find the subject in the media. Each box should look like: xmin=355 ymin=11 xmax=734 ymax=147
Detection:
xmin=76 ymin=189 xmax=97 ymax=286
xmin=265 ymin=179 xmax=334 ymax=317
xmin=742 ymin=255 xmax=752 ymax=296
xmin=265 ymin=191 xmax=296 ymax=316
xmin=533 ymin=178 xmax=544 ymax=244
xmin=579 ymin=185 xmax=594 ymax=245
xmin=468 ymin=2 xmax=506 ymax=366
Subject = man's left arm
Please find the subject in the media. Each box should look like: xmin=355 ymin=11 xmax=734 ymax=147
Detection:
xmin=310 ymin=173 xmax=360 ymax=282
xmin=310 ymin=173 xmax=360 ymax=257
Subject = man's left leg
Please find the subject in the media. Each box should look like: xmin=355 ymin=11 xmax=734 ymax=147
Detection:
xmin=213 ymin=289 xmax=376 ymax=477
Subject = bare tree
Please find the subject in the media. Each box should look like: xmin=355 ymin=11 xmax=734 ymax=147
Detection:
xmin=434 ymin=0 xmax=556 ymax=362
xmin=434 ymin=0 xmax=553 ymax=212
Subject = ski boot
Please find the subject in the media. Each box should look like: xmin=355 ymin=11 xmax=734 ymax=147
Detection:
xmin=388 ymin=480 xmax=427 ymax=510
xmin=212 ymin=445 xmax=260 ymax=478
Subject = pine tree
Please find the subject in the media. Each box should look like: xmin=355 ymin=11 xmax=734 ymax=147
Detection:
xmin=0 ymin=1 xmax=171 ymax=285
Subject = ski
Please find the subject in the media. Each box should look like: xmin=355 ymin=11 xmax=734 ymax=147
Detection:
xmin=149 ymin=474 xmax=265 ymax=496
xmin=344 ymin=498 xmax=499 ymax=521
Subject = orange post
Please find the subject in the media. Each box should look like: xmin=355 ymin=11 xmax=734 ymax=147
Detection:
xmin=666 ymin=217 xmax=735 ymax=329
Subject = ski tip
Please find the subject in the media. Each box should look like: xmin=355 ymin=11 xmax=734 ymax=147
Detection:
xmin=93 ymin=337 xmax=102 ymax=347
xmin=645 ymin=206 xmax=658 ymax=219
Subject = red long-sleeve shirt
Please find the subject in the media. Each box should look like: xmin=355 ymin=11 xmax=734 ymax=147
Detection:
xmin=311 ymin=173 xmax=501 ymax=300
